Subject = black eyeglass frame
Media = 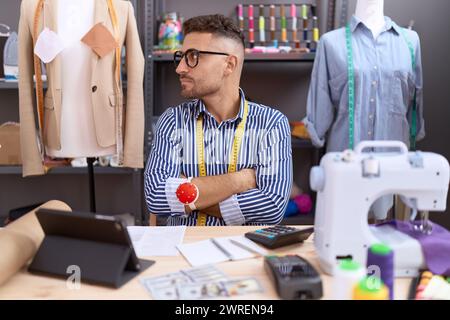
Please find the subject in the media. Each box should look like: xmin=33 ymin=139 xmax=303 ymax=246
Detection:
xmin=173 ymin=49 xmax=230 ymax=68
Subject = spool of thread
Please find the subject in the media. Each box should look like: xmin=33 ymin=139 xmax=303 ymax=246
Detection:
xmin=237 ymin=4 xmax=244 ymax=31
xmin=366 ymin=243 xmax=394 ymax=300
xmin=306 ymin=40 xmax=311 ymax=50
xmin=249 ymin=18 xmax=255 ymax=30
xmin=311 ymin=5 xmax=317 ymax=18
xmin=313 ymin=17 xmax=319 ymax=42
xmin=291 ymin=4 xmax=298 ymax=42
xmin=290 ymin=4 xmax=297 ymax=18
xmin=248 ymin=4 xmax=254 ymax=17
xmin=293 ymin=194 xmax=313 ymax=214
xmin=353 ymin=277 xmax=389 ymax=300
xmin=269 ymin=5 xmax=276 ymax=41
xmin=248 ymin=5 xmax=254 ymax=47
xmin=332 ymin=260 xmax=366 ymax=300
xmin=284 ymin=200 xmax=299 ymax=217
xmin=280 ymin=5 xmax=287 ymax=43
xmin=259 ymin=5 xmax=265 ymax=43
xmin=301 ymin=4 xmax=308 ymax=19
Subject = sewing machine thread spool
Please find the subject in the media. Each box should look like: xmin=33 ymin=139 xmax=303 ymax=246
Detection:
xmin=363 ymin=157 xmax=380 ymax=177
xmin=332 ymin=260 xmax=366 ymax=300
xmin=367 ymin=244 xmax=394 ymax=300
xmin=352 ymin=276 xmax=389 ymax=300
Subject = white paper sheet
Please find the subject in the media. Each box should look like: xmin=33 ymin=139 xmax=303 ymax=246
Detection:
xmin=127 ymin=226 xmax=186 ymax=257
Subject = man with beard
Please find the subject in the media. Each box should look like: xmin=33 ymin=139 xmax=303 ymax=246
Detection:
xmin=144 ymin=14 xmax=292 ymax=226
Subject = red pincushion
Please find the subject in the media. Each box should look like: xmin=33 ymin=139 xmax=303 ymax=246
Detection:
xmin=176 ymin=182 xmax=199 ymax=204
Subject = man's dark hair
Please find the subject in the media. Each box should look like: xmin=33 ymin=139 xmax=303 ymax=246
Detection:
xmin=183 ymin=14 xmax=245 ymax=48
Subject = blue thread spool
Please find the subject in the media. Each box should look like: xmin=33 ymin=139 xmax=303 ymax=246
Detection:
xmin=366 ymin=243 xmax=394 ymax=300
xmin=284 ymin=200 xmax=299 ymax=217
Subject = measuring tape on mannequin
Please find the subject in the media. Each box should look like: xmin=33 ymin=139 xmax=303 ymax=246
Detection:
xmin=32 ymin=0 xmax=45 ymax=154
xmin=33 ymin=0 xmax=123 ymax=163
xmin=345 ymin=24 xmax=418 ymax=151
xmin=195 ymin=100 xmax=249 ymax=226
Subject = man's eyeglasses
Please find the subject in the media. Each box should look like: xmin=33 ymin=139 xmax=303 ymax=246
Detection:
xmin=174 ymin=49 xmax=230 ymax=69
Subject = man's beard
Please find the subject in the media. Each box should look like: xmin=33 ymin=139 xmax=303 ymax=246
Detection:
xmin=180 ymin=80 xmax=220 ymax=100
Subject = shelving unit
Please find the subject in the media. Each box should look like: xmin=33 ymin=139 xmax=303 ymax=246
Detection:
xmin=143 ymin=0 xmax=329 ymax=226
xmin=0 ymin=0 xmax=144 ymax=226
xmin=0 ymin=0 xmax=335 ymax=227
xmin=0 ymin=80 xmax=127 ymax=90
xmin=0 ymin=166 xmax=140 ymax=175
xmin=150 ymin=51 xmax=316 ymax=62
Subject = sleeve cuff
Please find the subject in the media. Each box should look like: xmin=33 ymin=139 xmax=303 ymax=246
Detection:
xmin=220 ymin=195 xmax=245 ymax=226
xmin=165 ymin=177 xmax=188 ymax=216
xmin=302 ymin=117 xmax=325 ymax=148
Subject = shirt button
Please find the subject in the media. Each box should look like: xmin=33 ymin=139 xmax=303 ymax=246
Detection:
xmin=368 ymin=131 xmax=372 ymax=136
xmin=92 ymin=85 xmax=97 ymax=92
xmin=369 ymin=114 xmax=373 ymax=119
xmin=370 ymin=98 xmax=375 ymax=103
xmin=374 ymin=66 xmax=378 ymax=70
xmin=372 ymin=81 xmax=377 ymax=86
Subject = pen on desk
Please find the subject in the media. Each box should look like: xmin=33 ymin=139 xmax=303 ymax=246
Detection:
xmin=230 ymin=239 xmax=262 ymax=257
xmin=211 ymin=238 xmax=234 ymax=261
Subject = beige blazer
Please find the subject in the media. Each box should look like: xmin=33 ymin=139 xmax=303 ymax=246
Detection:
xmin=18 ymin=0 xmax=145 ymax=177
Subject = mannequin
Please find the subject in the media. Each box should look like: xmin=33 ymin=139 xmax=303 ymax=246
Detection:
xmin=18 ymin=0 xmax=145 ymax=179
xmin=356 ymin=0 xmax=391 ymax=219
xmin=304 ymin=0 xmax=425 ymax=220
xmin=355 ymin=0 xmax=385 ymax=39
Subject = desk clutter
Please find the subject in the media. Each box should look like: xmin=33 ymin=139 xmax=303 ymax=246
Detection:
xmin=409 ymin=271 xmax=450 ymax=300
xmin=2 ymin=199 xmax=450 ymax=300
xmin=141 ymin=265 xmax=263 ymax=300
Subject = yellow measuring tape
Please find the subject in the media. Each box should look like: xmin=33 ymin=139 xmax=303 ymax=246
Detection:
xmin=106 ymin=0 xmax=124 ymax=165
xmin=195 ymin=101 xmax=249 ymax=226
xmin=32 ymin=0 xmax=45 ymax=151
xmin=33 ymin=0 xmax=122 ymax=163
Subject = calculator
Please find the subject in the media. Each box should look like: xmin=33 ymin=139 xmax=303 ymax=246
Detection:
xmin=264 ymin=255 xmax=323 ymax=300
xmin=244 ymin=226 xmax=313 ymax=249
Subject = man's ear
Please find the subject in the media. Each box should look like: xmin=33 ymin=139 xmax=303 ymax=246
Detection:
xmin=224 ymin=55 xmax=238 ymax=76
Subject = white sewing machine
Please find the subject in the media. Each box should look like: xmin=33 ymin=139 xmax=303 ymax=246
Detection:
xmin=310 ymin=141 xmax=450 ymax=277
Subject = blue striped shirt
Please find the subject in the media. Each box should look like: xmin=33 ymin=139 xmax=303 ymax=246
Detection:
xmin=144 ymin=89 xmax=293 ymax=226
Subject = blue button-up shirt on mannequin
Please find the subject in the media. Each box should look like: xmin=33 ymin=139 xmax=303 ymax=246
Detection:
xmin=304 ymin=16 xmax=425 ymax=152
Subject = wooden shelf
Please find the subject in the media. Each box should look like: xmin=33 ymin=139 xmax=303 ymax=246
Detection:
xmin=0 ymin=165 xmax=140 ymax=175
xmin=281 ymin=212 xmax=315 ymax=226
xmin=0 ymin=81 xmax=127 ymax=90
xmin=0 ymin=81 xmax=27 ymax=90
xmin=150 ymin=52 xmax=315 ymax=63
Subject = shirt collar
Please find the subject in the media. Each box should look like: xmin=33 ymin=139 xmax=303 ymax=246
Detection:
xmin=350 ymin=15 xmax=400 ymax=35
xmin=195 ymin=88 xmax=247 ymax=123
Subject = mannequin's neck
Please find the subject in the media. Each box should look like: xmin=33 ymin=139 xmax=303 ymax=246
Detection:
xmin=355 ymin=0 xmax=385 ymax=38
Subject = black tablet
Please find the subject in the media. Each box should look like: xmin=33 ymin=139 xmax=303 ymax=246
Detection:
xmin=29 ymin=208 xmax=154 ymax=288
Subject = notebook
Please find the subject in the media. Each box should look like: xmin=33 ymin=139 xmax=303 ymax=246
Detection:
xmin=177 ymin=236 xmax=268 ymax=267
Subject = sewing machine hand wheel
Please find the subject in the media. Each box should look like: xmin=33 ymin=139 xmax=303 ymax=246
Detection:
xmin=355 ymin=141 xmax=409 ymax=155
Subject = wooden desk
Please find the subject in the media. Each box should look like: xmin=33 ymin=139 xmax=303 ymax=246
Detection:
xmin=0 ymin=226 xmax=412 ymax=300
